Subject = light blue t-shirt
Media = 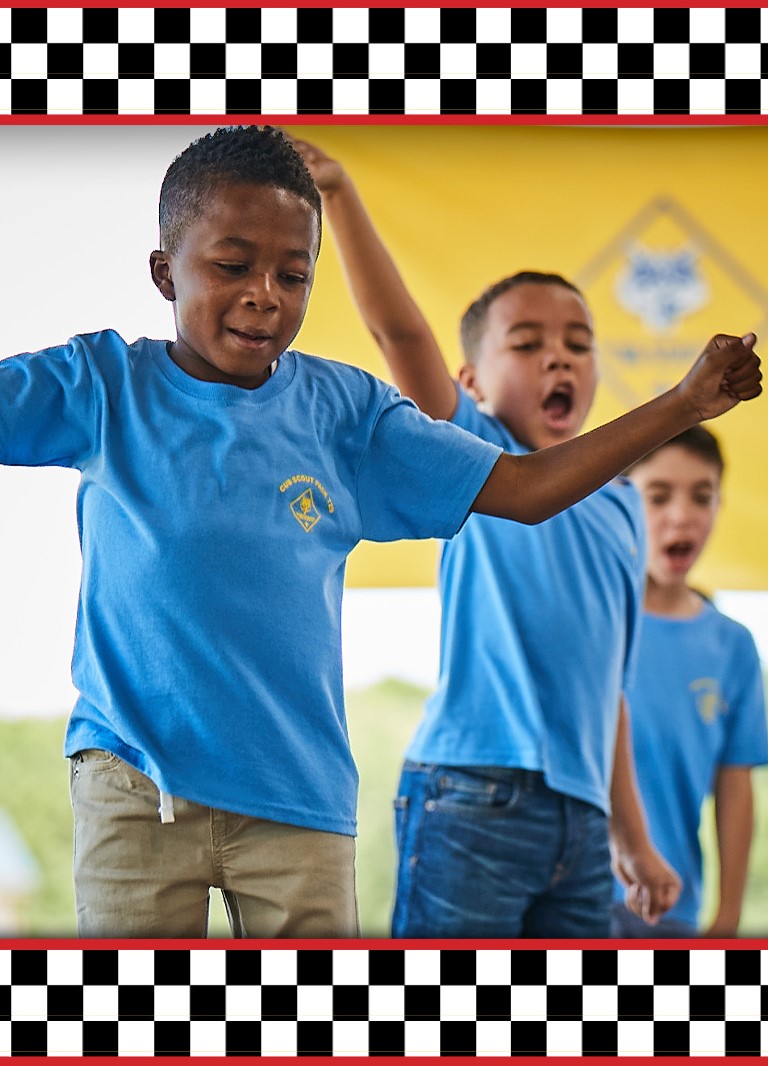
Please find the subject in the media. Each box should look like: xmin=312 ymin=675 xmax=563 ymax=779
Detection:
xmin=0 ymin=331 xmax=501 ymax=836
xmin=614 ymin=601 xmax=768 ymax=926
xmin=406 ymin=387 xmax=646 ymax=815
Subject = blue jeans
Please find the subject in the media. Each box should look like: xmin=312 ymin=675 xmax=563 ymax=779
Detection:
xmin=392 ymin=762 xmax=613 ymax=938
xmin=610 ymin=902 xmax=698 ymax=939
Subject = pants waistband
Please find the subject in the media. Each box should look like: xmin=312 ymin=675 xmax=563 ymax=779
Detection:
xmin=403 ymin=761 xmax=544 ymax=788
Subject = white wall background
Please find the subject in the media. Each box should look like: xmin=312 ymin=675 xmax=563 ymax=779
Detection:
xmin=1 ymin=125 xmax=227 ymax=717
xmin=0 ymin=126 xmax=765 ymax=719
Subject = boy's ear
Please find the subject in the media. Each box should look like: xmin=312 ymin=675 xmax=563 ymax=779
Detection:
xmin=458 ymin=362 xmax=484 ymax=403
xmin=150 ymin=250 xmax=176 ymax=302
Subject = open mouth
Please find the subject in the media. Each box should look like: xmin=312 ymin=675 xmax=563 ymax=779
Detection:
xmin=542 ymin=383 xmax=575 ymax=423
xmin=664 ymin=541 xmax=697 ymax=568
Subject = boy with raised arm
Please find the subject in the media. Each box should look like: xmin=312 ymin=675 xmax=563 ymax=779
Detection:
xmin=0 ymin=126 xmax=759 ymax=937
xmin=294 ymin=135 xmax=760 ymax=936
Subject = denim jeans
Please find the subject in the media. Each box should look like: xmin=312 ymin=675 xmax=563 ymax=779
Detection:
xmin=392 ymin=761 xmax=613 ymax=938
xmin=610 ymin=902 xmax=698 ymax=939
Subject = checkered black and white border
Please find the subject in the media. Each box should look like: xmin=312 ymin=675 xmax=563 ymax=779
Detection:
xmin=0 ymin=7 xmax=766 ymax=116
xmin=1 ymin=945 xmax=767 ymax=1056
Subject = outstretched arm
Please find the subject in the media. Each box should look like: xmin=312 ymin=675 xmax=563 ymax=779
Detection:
xmin=704 ymin=765 xmax=754 ymax=937
xmin=294 ymin=139 xmax=761 ymax=526
xmin=610 ymin=698 xmax=681 ymax=924
xmin=471 ymin=333 xmax=761 ymax=524
xmin=292 ymin=138 xmax=458 ymax=422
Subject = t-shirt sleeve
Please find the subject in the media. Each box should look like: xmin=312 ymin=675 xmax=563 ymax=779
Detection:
xmin=0 ymin=338 xmax=96 ymax=469
xmin=452 ymin=383 xmax=512 ymax=448
xmin=357 ymin=387 xmax=502 ymax=543
xmin=720 ymin=626 xmax=768 ymax=767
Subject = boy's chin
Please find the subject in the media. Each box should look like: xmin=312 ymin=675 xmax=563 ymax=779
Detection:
xmin=495 ymin=410 xmax=585 ymax=450
xmin=529 ymin=424 xmax=582 ymax=451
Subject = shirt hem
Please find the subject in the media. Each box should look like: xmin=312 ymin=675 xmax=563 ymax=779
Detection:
xmin=65 ymin=734 xmax=357 ymax=837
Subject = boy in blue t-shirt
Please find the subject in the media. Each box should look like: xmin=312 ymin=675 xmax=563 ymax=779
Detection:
xmin=294 ymin=135 xmax=761 ymax=937
xmin=0 ymin=127 xmax=760 ymax=938
xmin=612 ymin=427 xmax=768 ymax=938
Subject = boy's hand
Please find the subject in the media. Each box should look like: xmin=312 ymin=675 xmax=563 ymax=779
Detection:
xmin=676 ymin=333 xmax=761 ymax=422
xmin=614 ymin=846 xmax=681 ymax=925
xmin=290 ymin=137 xmax=348 ymax=196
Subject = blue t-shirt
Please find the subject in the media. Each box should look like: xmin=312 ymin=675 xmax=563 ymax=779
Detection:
xmin=614 ymin=601 xmax=768 ymax=927
xmin=0 ymin=331 xmax=501 ymax=835
xmin=406 ymin=387 xmax=646 ymax=815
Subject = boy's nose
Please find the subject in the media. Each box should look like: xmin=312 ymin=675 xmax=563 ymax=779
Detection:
xmin=668 ymin=502 xmax=694 ymax=526
xmin=544 ymin=348 xmax=571 ymax=370
xmin=242 ymin=275 xmax=278 ymax=310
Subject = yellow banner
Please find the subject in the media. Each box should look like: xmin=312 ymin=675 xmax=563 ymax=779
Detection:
xmin=288 ymin=125 xmax=768 ymax=591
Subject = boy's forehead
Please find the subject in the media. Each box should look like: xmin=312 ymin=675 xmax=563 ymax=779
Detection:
xmin=486 ymin=284 xmax=593 ymax=331
xmin=185 ymin=181 xmax=320 ymax=255
xmin=635 ymin=447 xmax=722 ymax=483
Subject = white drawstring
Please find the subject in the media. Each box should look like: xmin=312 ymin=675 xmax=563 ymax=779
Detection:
xmin=158 ymin=790 xmax=175 ymax=824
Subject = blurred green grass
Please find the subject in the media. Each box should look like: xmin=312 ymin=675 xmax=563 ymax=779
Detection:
xmin=1 ymin=678 xmax=767 ymax=937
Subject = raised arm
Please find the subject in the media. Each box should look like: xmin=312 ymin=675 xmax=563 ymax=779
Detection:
xmin=471 ymin=333 xmax=761 ymax=524
xmin=292 ymin=138 xmax=458 ymax=422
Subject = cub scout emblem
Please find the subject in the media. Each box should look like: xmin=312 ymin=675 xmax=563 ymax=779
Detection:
xmin=280 ymin=474 xmax=335 ymax=531
xmin=616 ymin=244 xmax=707 ymax=331
xmin=290 ymin=489 xmax=322 ymax=533
xmin=689 ymin=677 xmax=726 ymax=723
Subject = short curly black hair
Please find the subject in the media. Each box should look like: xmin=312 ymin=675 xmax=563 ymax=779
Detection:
xmin=460 ymin=271 xmax=587 ymax=364
xmin=159 ymin=125 xmax=322 ymax=254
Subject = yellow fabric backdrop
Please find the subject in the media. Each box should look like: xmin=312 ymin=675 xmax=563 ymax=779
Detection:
xmin=287 ymin=124 xmax=767 ymax=590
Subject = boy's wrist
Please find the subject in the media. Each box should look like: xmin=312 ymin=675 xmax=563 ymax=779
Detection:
xmin=319 ymin=170 xmax=353 ymax=203
xmin=714 ymin=898 xmax=742 ymax=924
xmin=609 ymin=813 xmax=652 ymax=858
xmin=612 ymin=837 xmax=651 ymax=866
xmin=654 ymin=383 xmax=701 ymax=435
xmin=705 ymin=909 xmax=740 ymax=937
xmin=666 ymin=381 xmax=707 ymax=429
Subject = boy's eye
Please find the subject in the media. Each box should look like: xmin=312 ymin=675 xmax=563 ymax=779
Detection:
xmin=694 ymin=493 xmax=714 ymax=506
xmin=568 ymin=343 xmax=592 ymax=354
xmin=216 ymin=262 xmax=247 ymax=274
xmin=511 ymin=342 xmax=540 ymax=353
xmin=647 ymin=494 xmax=669 ymax=506
xmin=281 ymin=273 xmax=308 ymax=286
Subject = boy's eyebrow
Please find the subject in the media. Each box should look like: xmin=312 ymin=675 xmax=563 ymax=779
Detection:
xmin=644 ymin=478 xmax=718 ymax=489
xmin=211 ymin=236 xmax=312 ymax=261
xmin=507 ymin=321 xmax=593 ymax=334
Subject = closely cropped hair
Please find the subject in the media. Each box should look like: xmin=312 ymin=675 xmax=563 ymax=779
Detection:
xmin=460 ymin=271 xmax=586 ymax=364
xmin=628 ymin=425 xmax=725 ymax=477
xmin=159 ymin=125 xmax=322 ymax=254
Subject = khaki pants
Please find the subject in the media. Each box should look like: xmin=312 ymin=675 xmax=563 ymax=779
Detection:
xmin=70 ymin=749 xmax=359 ymax=938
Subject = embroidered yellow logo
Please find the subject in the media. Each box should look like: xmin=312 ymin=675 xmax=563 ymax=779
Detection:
xmin=290 ymin=489 xmax=322 ymax=533
xmin=689 ymin=678 xmax=727 ymax=723
xmin=279 ymin=473 xmax=335 ymax=533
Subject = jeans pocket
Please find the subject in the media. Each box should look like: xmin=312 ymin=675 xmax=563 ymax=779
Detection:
xmin=71 ymin=749 xmax=120 ymax=773
xmin=429 ymin=767 xmax=523 ymax=817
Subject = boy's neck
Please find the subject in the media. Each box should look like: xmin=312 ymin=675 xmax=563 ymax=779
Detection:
xmin=644 ymin=579 xmax=704 ymax=619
